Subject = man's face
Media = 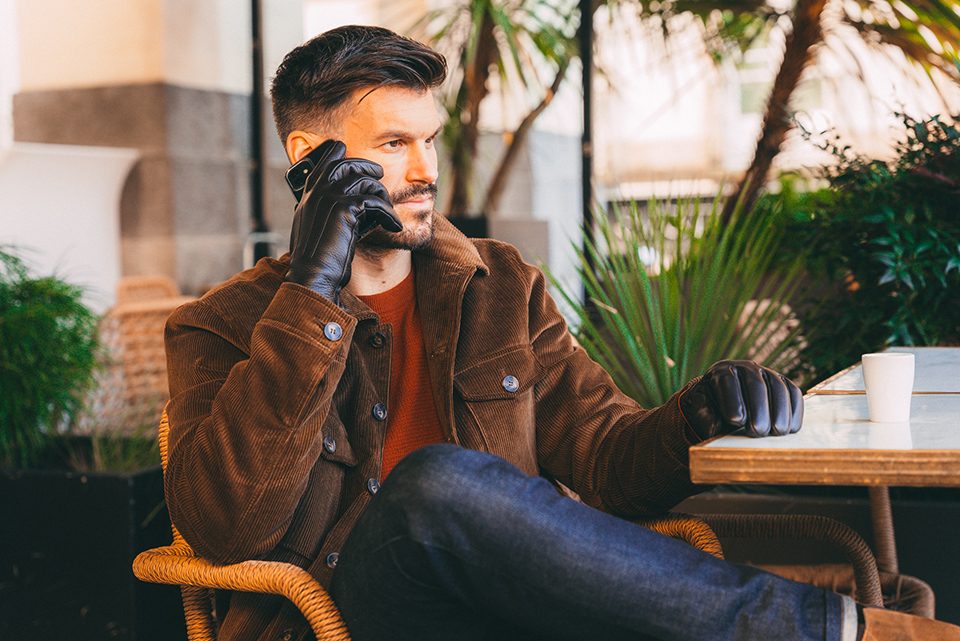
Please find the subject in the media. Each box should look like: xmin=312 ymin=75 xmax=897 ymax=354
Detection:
xmin=338 ymin=86 xmax=442 ymax=251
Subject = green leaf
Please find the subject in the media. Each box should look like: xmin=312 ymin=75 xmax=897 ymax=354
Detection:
xmin=546 ymin=194 xmax=807 ymax=407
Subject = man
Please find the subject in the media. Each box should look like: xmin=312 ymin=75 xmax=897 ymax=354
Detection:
xmin=163 ymin=25 xmax=957 ymax=641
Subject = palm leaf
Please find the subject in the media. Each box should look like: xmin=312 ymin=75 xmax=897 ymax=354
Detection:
xmin=548 ymin=194 xmax=809 ymax=407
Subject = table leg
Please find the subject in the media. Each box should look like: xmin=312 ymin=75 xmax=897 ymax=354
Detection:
xmin=869 ymin=486 xmax=898 ymax=575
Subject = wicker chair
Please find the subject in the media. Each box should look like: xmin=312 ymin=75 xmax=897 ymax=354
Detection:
xmin=133 ymin=412 xmax=352 ymax=640
xmin=116 ymin=275 xmax=181 ymax=304
xmin=133 ymin=411 xmax=726 ymax=640
xmin=82 ymin=296 xmax=195 ymax=434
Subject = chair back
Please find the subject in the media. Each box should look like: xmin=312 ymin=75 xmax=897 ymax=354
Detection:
xmin=81 ymin=296 xmax=194 ymax=434
xmin=158 ymin=410 xmax=220 ymax=639
xmin=159 ymin=410 xmax=190 ymax=549
xmin=117 ymin=275 xmax=180 ymax=304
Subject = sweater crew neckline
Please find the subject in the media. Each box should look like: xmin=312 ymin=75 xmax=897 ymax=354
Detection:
xmin=356 ymin=269 xmax=416 ymax=319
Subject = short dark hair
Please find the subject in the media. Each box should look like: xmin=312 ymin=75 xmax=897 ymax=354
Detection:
xmin=270 ymin=25 xmax=447 ymax=144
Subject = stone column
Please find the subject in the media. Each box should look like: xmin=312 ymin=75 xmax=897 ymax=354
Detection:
xmin=12 ymin=0 xmax=302 ymax=294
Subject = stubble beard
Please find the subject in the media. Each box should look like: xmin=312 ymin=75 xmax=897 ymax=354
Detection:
xmin=356 ymin=183 xmax=438 ymax=260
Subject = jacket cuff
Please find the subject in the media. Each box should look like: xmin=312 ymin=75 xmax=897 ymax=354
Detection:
xmin=658 ymin=379 xmax=705 ymax=459
xmin=260 ymin=282 xmax=358 ymax=350
xmin=673 ymin=377 xmax=706 ymax=445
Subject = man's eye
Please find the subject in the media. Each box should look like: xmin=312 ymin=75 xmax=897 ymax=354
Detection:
xmin=384 ymin=140 xmax=403 ymax=149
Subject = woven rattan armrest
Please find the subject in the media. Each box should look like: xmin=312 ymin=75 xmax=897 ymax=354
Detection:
xmin=635 ymin=513 xmax=725 ymax=559
xmin=133 ymin=542 xmax=351 ymax=641
xmin=144 ymin=411 xmax=726 ymax=639
xmin=701 ymin=513 xmax=884 ymax=608
xmin=134 ymin=516 xmax=720 ymax=641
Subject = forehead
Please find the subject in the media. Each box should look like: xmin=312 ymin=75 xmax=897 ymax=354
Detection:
xmin=341 ymin=86 xmax=441 ymax=136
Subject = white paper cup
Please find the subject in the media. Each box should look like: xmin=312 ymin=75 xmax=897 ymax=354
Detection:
xmin=862 ymin=352 xmax=915 ymax=423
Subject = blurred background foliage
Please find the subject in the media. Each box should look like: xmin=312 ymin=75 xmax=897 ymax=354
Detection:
xmin=768 ymin=112 xmax=960 ymax=383
xmin=413 ymin=0 xmax=579 ymax=215
xmin=606 ymin=0 xmax=960 ymax=221
xmin=549 ymin=197 xmax=807 ymax=406
xmin=0 ymin=249 xmax=99 ymax=469
xmin=415 ymin=0 xmax=960 ymax=219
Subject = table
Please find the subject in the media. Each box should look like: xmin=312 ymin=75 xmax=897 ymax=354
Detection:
xmin=810 ymin=347 xmax=960 ymax=396
xmin=691 ymin=394 xmax=960 ymax=487
xmin=690 ymin=347 xmax=960 ymax=487
xmin=688 ymin=347 xmax=960 ymax=603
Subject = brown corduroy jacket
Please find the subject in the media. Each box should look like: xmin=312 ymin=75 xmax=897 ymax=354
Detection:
xmin=164 ymin=215 xmax=705 ymax=641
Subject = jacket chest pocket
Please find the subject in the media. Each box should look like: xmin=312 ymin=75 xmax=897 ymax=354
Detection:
xmin=278 ymin=411 xmax=357 ymax=561
xmin=453 ymin=346 xmax=544 ymax=475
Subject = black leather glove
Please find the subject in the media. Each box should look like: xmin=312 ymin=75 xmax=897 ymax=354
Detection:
xmin=679 ymin=360 xmax=803 ymax=439
xmin=285 ymin=140 xmax=402 ymax=304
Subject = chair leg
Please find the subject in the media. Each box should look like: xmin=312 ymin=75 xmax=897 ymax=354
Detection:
xmin=181 ymin=585 xmax=218 ymax=641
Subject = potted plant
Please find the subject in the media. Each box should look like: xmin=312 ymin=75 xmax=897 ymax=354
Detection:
xmin=773 ymin=112 xmax=960 ymax=383
xmin=547 ymin=196 xmax=809 ymax=407
xmin=0 ymin=248 xmax=185 ymax=641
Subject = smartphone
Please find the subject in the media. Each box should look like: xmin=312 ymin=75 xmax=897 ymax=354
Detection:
xmin=284 ymin=145 xmax=332 ymax=202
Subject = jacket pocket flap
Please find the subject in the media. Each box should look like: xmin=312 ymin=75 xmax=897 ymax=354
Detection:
xmin=319 ymin=411 xmax=357 ymax=466
xmin=454 ymin=346 xmax=543 ymax=401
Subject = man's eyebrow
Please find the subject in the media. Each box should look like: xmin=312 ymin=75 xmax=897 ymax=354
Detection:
xmin=374 ymin=125 xmax=443 ymax=142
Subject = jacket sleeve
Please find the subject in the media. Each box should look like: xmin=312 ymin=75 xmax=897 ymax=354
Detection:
xmin=527 ymin=264 xmax=706 ymax=516
xmin=163 ymin=282 xmax=356 ymax=564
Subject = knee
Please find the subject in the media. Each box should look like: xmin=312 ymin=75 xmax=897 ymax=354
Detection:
xmin=377 ymin=445 xmax=505 ymax=521
xmin=385 ymin=444 xmax=479 ymax=496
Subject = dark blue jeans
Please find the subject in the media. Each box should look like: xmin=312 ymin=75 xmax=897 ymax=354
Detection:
xmin=329 ymin=445 xmax=845 ymax=641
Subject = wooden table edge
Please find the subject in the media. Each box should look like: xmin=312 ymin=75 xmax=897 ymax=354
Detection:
xmin=810 ymin=390 xmax=958 ymax=395
xmin=689 ymin=447 xmax=960 ymax=487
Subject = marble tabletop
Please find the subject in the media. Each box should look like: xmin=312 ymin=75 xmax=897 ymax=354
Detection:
xmin=689 ymin=348 xmax=960 ymax=486
xmin=810 ymin=347 xmax=960 ymax=394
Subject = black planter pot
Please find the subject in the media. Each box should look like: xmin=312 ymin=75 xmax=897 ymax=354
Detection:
xmin=0 ymin=465 xmax=186 ymax=641
xmin=446 ymin=214 xmax=489 ymax=238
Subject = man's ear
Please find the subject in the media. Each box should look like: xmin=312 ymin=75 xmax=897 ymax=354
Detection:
xmin=285 ymin=131 xmax=320 ymax=164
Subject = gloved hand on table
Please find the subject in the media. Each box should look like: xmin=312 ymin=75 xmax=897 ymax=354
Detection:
xmin=680 ymin=360 xmax=803 ymax=439
xmin=285 ymin=139 xmax=402 ymax=304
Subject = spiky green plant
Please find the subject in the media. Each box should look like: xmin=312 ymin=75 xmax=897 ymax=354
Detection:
xmin=548 ymin=198 xmax=808 ymax=407
xmin=0 ymin=249 xmax=99 ymax=468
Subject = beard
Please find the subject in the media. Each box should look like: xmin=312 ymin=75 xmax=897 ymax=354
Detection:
xmin=357 ymin=182 xmax=438 ymax=255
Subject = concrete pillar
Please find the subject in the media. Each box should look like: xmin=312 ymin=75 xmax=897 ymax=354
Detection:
xmin=11 ymin=0 xmax=303 ymax=294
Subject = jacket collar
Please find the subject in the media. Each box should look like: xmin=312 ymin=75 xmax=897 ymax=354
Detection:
xmin=338 ymin=214 xmax=488 ymax=320
xmin=417 ymin=214 xmax=489 ymax=276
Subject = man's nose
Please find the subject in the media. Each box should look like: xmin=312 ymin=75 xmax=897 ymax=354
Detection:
xmin=406 ymin=142 xmax=439 ymax=185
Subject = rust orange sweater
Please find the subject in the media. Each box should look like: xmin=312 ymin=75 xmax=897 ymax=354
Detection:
xmin=358 ymin=269 xmax=445 ymax=478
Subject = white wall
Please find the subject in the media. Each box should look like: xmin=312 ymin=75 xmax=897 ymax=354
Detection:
xmin=0 ymin=0 xmax=18 ymax=149
xmin=303 ymin=0 xmax=428 ymax=38
xmin=0 ymin=143 xmax=138 ymax=313
xmin=263 ymin=0 xmax=305 ymax=92
xmin=16 ymin=0 xmax=166 ymax=91
xmin=14 ymin=0 xmax=264 ymax=94
xmin=163 ymin=0 xmax=253 ymax=93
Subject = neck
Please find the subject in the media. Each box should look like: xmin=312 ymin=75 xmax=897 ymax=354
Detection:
xmin=345 ymin=247 xmax=412 ymax=296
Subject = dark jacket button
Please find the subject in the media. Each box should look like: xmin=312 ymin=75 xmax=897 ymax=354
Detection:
xmin=502 ymin=375 xmax=520 ymax=393
xmin=322 ymin=435 xmax=336 ymax=454
xmin=279 ymin=629 xmax=294 ymax=641
xmin=372 ymin=403 xmax=387 ymax=421
xmin=367 ymin=478 xmax=381 ymax=495
xmin=323 ymin=322 xmax=343 ymax=341
xmin=325 ymin=552 xmax=339 ymax=569
xmin=368 ymin=332 xmax=386 ymax=348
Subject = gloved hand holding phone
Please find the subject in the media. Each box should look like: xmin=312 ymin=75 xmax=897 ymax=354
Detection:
xmin=284 ymin=139 xmax=402 ymax=304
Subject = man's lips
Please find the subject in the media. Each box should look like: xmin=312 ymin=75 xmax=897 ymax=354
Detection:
xmin=397 ymin=195 xmax=434 ymax=206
